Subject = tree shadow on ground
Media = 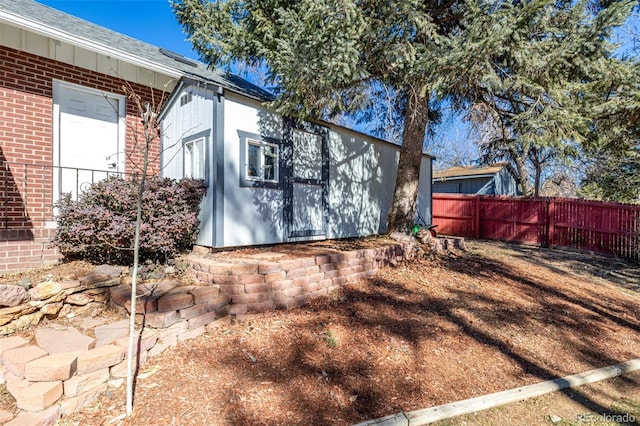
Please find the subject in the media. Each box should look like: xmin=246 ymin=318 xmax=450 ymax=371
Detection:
xmin=207 ymin=243 xmax=640 ymax=424
xmin=478 ymin=241 xmax=640 ymax=292
xmin=122 ymin=242 xmax=640 ymax=425
xmin=439 ymin=245 xmax=640 ymax=334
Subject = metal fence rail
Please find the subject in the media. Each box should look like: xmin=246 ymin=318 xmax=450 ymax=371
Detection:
xmin=433 ymin=194 xmax=640 ymax=262
xmin=1 ymin=161 xmax=123 ymax=229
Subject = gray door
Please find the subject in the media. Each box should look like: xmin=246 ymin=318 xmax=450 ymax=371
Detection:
xmin=285 ymin=125 xmax=328 ymax=241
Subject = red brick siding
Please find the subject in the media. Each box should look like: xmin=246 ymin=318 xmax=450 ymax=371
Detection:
xmin=0 ymin=46 xmax=163 ymax=171
xmin=0 ymin=228 xmax=59 ymax=273
xmin=0 ymin=162 xmax=54 ymax=230
xmin=1 ymin=46 xmax=167 ymax=272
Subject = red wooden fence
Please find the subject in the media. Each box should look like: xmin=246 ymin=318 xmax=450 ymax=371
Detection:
xmin=432 ymin=194 xmax=640 ymax=262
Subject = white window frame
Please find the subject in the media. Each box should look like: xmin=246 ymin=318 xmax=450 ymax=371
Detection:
xmin=245 ymin=138 xmax=279 ymax=183
xmin=184 ymin=137 xmax=205 ymax=179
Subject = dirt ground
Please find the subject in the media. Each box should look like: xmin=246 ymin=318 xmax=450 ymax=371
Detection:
xmin=4 ymin=239 xmax=640 ymax=425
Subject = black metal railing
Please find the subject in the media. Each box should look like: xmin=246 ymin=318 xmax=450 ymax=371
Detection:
xmin=1 ymin=161 xmax=124 ymax=229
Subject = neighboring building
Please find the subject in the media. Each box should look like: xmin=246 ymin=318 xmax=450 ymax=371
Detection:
xmin=432 ymin=162 xmax=519 ymax=195
xmin=1 ymin=0 xmax=433 ymax=271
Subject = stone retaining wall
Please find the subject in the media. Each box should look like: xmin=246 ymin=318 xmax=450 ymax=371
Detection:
xmin=109 ymin=281 xmax=231 ymax=327
xmin=0 ymin=265 xmax=125 ymax=336
xmin=0 ymin=277 xmax=233 ymax=425
xmin=0 ymin=242 xmax=413 ymax=424
xmin=186 ymin=242 xmax=410 ymax=320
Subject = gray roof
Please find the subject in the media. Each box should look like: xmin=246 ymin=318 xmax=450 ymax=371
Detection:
xmin=0 ymin=0 xmax=273 ymax=101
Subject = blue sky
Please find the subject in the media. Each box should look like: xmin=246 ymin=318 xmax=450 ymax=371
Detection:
xmin=37 ymin=0 xmax=198 ymax=59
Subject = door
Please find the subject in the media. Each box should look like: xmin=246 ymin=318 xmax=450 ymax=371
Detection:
xmin=285 ymin=124 xmax=329 ymax=241
xmin=53 ymin=82 xmax=124 ymax=201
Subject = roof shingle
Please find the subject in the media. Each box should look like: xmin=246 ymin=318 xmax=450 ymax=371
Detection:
xmin=0 ymin=0 xmax=273 ymax=101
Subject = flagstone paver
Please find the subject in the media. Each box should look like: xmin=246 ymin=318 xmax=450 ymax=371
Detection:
xmin=6 ymin=375 xmax=63 ymax=411
xmin=2 ymin=345 xmax=48 ymax=377
xmin=0 ymin=336 xmax=29 ymax=357
xmin=63 ymin=368 xmax=110 ymax=397
xmin=0 ymin=410 xmax=13 ymax=423
xmin=94 ymin=319 xmax=130 ymax=347
xmin=35 ymin=327 xmax=94 ymax=354
xmin=76 ymin=345 xmax=125 ymax=375
xmin=24 ymin=353 xmax=78 ymax=382
xmin=4 ymin=405 xmax=60 ymax=426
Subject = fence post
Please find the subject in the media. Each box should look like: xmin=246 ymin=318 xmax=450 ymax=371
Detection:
xmin=474 ymin=196 xmax=480 ymax=239
xmin=548 ymin=199 xmax=555 ymax=249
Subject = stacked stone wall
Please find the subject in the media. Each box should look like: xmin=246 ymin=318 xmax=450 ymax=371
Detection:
xmin=187 ymin=243 xmax=409 ymax=320
xmin=0 ymin=242 xmax=412 ymax=423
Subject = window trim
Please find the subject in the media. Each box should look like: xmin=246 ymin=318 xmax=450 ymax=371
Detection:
xmin=245 ymin=138 xmax=279 ymax=183
xmin=181 ymin=131 xmax=209 ymax=185
xmin=238 ymin=131 xmax=282 ymax=189
xmin=184 ymin=137 xmax=205 ymax=179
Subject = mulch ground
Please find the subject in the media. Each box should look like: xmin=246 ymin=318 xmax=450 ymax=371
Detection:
xmin=41 ymin=240 xmax=640 ymax=425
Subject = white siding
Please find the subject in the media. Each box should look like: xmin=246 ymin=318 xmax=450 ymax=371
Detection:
xmin=222 ymin=94 xmax=285 ymax=246
xmin=326 ymin=126 xmax=432 ymax=236
xmin=417 ymin=156 xmax=433 ymax=225
xmin=0 ymin=23 xmax=22 ymax=49
xmin=326 ymin=128 xmax=400 ymax=238
xmin=161 ymin=86 xmax=433 ymax=248
xmin=0 ymin=22 xmax=176 ymax=91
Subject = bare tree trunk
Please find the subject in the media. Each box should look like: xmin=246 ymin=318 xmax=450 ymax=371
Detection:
xmin=126 ymin=99 xmax=157 ymax=417
xmin=386 ymin=91 xmax=430 ymax=234
xmin=534 ymin=164 xmax=541 ymax=197
xmin=510 ymin=148 xmax=533 ymax=196
xmin=126 ymin=157 xmax=147 ymax=416
xmin=529 ymin=147 xmax=542 ymax=197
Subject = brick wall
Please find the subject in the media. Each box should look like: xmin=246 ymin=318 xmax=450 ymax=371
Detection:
xmin=0 ymin=228 xmax=58 ymax=273
xmin=1 ymin=46 xmax=166 ymax=273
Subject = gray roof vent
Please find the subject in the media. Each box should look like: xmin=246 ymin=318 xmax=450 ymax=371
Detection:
xmin=159 ymin=48 xmax=198 ymax=67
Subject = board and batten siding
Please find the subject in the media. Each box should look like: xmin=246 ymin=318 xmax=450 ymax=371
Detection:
xmin=162 ymin=84 xmax=433 ymax=248
xmin=161 ymin=84 xmax=216 ymax=246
